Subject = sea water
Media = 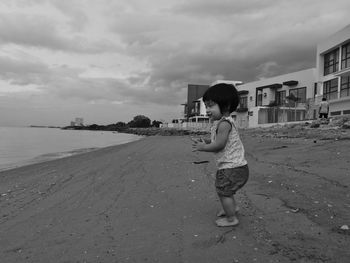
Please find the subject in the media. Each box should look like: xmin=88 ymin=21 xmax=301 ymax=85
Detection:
xmin=0 ymin=126 xmax=142 ymax=171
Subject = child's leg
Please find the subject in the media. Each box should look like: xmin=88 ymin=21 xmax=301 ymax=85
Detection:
xmin=215 ymin=166 xmax=248 ymax=226
xmin=216 ymin=205 xmax=239 ymax=217
xmin=215 ymin=195 xmax=239 ymax=227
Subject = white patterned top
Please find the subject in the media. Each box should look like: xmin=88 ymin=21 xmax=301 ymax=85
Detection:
xmin=210 ymin=116 xmax=247 ymax=169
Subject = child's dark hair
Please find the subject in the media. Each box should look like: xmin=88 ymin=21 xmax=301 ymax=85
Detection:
xmin=322 ymin=97 xmax=327 ymax=101
xmin=203 ymin=83 xmax=240 ymax=113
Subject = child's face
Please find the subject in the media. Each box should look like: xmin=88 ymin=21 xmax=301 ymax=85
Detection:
xmin=204 ymin=100 xmax=222 ymax=121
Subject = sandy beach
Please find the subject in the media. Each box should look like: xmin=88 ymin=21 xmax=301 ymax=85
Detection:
xmin=0 ymin=129 xmax=349 ymax=263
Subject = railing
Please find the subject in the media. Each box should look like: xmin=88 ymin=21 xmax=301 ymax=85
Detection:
xmin=161 ymin=122 xmax=210 ymax=131
xmin=258 ymin=106 xmax=310 ymax=124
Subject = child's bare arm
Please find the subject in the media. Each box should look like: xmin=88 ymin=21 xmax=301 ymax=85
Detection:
xmin=190 ymin=136 xmax=210 ymax=144
xmin=195 ymin=121 xmax=231 ymax=152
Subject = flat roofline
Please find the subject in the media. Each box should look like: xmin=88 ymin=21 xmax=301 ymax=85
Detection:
xmin=317 ymin=24 xmax=350 ymax=54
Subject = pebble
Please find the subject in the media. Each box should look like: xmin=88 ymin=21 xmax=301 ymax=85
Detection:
xmin=340 ymin=225 xmax=349 ymax=230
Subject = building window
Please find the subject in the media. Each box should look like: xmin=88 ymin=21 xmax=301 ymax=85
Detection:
xmin=323 ymin=78 xmax=338 ymax=100
xmin=340 ymin=76 xmax=350 ymax=98
xmin=239 ymin=96 xmax=248 ymax=108
xmin=276 ymin=90 xmax=286 ymax=105
xmin=314 ymin=83 xmax=317 ymax=97
xmin=256 ymin=92 xmax=263 ymax=106
xmin=193 ymin=101 xmax=200 ymax=115
xmin=341 ymin=42 xmax=350 ymax=69
xmin=324 ymin=48 xmax=339 ymax=75
xmin=289 ymin=87 xmax=306 ymax=103
xmin=257 ymin=94 xmax=262 ymax=106
xmin=330 ymin=111 xmax=341 ymax=116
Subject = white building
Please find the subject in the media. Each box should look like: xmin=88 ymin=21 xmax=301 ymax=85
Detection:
xmin=182 ymin=69 xmax=319 ymax=128
xmin=71 ymin=117 xmax=84 ymax=126
xmin=235 ymin=68 xmax=317 ymax=128
xmin=316 ymin=24 xmax=350 ymax=116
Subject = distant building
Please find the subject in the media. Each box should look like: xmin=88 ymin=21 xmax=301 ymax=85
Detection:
xmin=236 ymin=68 xmax=317 ymax=128
xmin=71 ymin=117 xmax=84 ymax=126
xmin=182 ymin=84 xmax=209 ymax=120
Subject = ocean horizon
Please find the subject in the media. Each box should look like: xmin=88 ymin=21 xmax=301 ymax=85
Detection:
xmin=0 ymin=126 xmax=142 ymax=172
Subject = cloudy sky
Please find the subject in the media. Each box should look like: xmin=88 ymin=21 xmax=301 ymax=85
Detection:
xmin=0 ymin=0 xmax=349 ymax=126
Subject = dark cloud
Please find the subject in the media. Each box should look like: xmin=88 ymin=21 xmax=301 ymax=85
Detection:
xmin=0 ymin=55 xmax=183 ymax=106
xmin=0 ymin=14 xmax=67 ymax=49
xmin=0 ymin=13 xmax=119 ymax=53
xmin=51 ymin=0 xmax=89 ymax=31
xmin=109 ymin=0 xmax=350 ymax=95
xmin=0 ymin=56 xmax=48 ymax=75
xmin=0 ymin=56 xmax=50 ymax=86
xmin=171 ymin=0 xmax=276 ymax=16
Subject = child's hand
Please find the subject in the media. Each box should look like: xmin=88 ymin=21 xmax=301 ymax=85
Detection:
xmin=190 ymin=136 xmax=203 ymax=143
xmin=191 ymin=137 xmax=205 ymax=152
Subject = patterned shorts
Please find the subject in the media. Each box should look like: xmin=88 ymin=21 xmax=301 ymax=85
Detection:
xmin=215 ymin=165 xmax=249 ymax=197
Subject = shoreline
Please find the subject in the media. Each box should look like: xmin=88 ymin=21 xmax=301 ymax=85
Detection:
xmin=0 ymin=139 xmax=144 ymax=173
xmin=0 ymin=147 xmax=100 ymax=173
xmin=0 ymin=127 xmax=144 ymax=173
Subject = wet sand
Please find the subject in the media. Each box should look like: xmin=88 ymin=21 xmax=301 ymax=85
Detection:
xmin=0 ymin=130 xmax=349 ymax=262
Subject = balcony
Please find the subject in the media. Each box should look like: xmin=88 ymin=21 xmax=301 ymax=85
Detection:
xmin=334 ymin=67 xmax=350 ymax=77
xmin=256 ymin=83 xmax=282 ymax=90
xmin=236 ymin=107 xmax=248 ymax=112
xmin=238 ymin=90 xmax=249 ymax=95
xmin=282 ymin=80 xmax=298 ymax=86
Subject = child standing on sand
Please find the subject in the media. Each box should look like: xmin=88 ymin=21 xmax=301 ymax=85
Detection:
xmin=193 ymin=83 xmax=249 ymax=227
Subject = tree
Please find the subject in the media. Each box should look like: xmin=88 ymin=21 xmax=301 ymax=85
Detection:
xmin=129 ymin=115 xmax=151 ymax=128
xmin=152 ymin=120 xmax=162 ymax=127
xmin=286 ymin=93 xmax=298 ymax=104
xmin=115 ymin=122 xmax=127 ymax=128
xmin=88 ymin=124 xmax=101 ymax=130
